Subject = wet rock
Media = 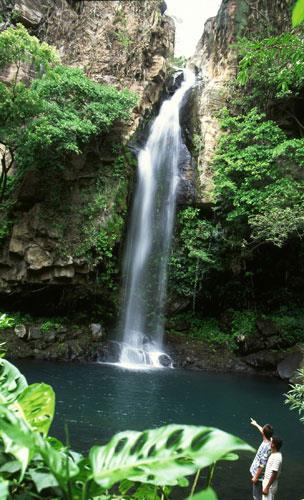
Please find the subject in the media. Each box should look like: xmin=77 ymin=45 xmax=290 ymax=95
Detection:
xmin=90 ymin=323 xmax=103 ymax=340
xmin=44 ymin=330 xmax=56 ymax=343
xmin=159 ymin=354 xmax=172 ymax=367
xmin=28 ymin=326 xmax=42 ymax=340
xmin=277 ymin=347 xmax=304 ymax=380
xmin=14 ymin=324 xmax=27 ymax=339
xmin=243 ymin=350 xmax=284 ymax=371
xmin=98 ymin=340 xmax=120 ymax=363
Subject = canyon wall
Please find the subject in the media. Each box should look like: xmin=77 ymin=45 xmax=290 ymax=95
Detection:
xmin=0 ymin=0 xmax=174 ymax=313
xmin=192 ymin=0 xmax=291 ymax=202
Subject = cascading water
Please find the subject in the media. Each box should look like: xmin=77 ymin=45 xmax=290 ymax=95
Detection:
xmin=118 ymin=69 xmax=195 ymax=369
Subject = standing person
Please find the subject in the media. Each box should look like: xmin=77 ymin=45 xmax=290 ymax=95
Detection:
xmin=249 ymin=418 xmax=273 ymax=500
xmin=262 ymin=436 xmax=283 ymax=500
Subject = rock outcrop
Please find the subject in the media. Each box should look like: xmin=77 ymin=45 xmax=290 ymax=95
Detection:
xmin=0 ymin=0 xmax=174 ymax=310
xmin=191 ymin=0 xmax=291 ymax=203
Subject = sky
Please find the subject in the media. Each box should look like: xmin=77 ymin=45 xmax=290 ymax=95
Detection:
xmin=165 ymin=0 xmax=222 ymax=57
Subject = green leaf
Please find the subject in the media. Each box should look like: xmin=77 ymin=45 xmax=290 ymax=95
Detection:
xmin=0 ymin=477 xmax=9 ymax=500
xmin=0 ymin=359 xmax=27 ymax=404
xmin=188 ymin=487 xmax=218 ymax=500
xmin=0 ymin=404 xmax=35 ymax=478
xmin=28 ymin=467 xmax=59 ymax=493
xmin=292 ymin=0 xmax=304 ymax=26
xmin=16 ymin=383 xmax=55 ymax=436
xmin=0 ymin=459 xmax=21 ymax=473
xmin=90 ymin=424 xmax=254 ymax=489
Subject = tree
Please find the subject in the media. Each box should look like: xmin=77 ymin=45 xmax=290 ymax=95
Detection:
xmin=235 ymin=33 xmax=304 ymax=113
xmin=212 ymin=108 xmax=304 ymax=247
xmin=0 ymin=24 xmax=137 ymax=201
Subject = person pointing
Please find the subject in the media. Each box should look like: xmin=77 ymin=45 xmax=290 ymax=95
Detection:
xmin=249 ymin=418 xmax=273 ymax=500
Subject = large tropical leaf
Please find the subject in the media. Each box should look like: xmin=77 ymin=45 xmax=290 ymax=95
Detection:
xmin=188 ymin=487 xmax=218 ymax=500
xmin=36 ymin=434 xmax=80 ymax=481
xmin=0 ymin=359 xmax=27 ymax=404
xmin=292 ymin=0 xmax=304 ymax=26
xmin=0 ymin=404 xmax=35 ymax=478
xmin=28 ymin=467 xmax=59 ymax=493
xmin=0 ymin=477 xmax=9 ymax=500
xmin=0 ymin=404 xmax=78 ymax=485
xmin=0 ymin=360 xmax=55 ymax=435
xmin=16 ymin=383 xmax=55 ymax=436
xmin=90 ymin=424 xmax=254 ymax=489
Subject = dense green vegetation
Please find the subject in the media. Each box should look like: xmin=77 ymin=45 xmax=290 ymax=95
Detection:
xmin=0 ymin=25 xmax=136 ymax=195
xmin=169 ymin=24 xmax=304 ymax=350
xmin=285 ymin=368 xmax=304 ymax=423
xmin=0 ymin=357 xmax=253 ymax=499
xmin=0 ymin=24 xmax=137 ymax=314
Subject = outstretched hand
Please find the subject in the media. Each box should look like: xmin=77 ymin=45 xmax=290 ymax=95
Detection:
xmin=250 ymin=417 xmax=258 ymax=427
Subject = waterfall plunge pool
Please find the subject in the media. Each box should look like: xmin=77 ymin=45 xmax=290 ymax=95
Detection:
xmin=14 ymin=360 xmax=304 ymax=499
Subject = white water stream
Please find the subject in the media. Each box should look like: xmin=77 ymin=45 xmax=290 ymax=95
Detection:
xmin=118 ymin=70 xmax=195 ymax=368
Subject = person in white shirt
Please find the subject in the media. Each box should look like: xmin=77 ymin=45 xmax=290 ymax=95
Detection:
xmin=250 ymin=418 xmax=273 ymax=500
xmin=262 ymin=436 xmax=283 ymax=500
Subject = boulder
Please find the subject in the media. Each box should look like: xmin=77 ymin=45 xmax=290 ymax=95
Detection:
xmin=277 ymin=346 xmax=304 ymax=380
xmin=14 ymin=0 xmax=44 ymax=27
xmin=14 ymin=324 xmax=27 ymax=339
xmin=28 ymin=326 xmax=42 ymax=340
xmin=44 ymin=330 xmax=56 ymax=343
xmin=243 ymin=350 xmax=284 ymax=371
xmin=90 ymin=323 xmax=104 ymax=340
xmin=25 ymin=245 xmax=53 ymax=270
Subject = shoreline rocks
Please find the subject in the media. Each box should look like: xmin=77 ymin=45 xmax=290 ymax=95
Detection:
xmin=1 ymin=322 xmax=302 ymax=380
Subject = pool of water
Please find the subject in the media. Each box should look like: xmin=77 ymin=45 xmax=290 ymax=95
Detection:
xmin=14 ymin=360 xmax=304 ymax=500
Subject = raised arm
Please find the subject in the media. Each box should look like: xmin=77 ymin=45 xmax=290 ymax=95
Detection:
xmin=250 ymin=417 xmax=264 ymax=435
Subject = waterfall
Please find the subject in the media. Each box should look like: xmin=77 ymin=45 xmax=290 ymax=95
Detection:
xmin=118 ymin=69 xmax=195 ymax=368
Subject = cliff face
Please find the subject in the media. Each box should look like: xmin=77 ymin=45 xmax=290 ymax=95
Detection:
xmin=191 ymin=0 xmax=291 ymax=202
xmin=0 ymin=0 xmax=174 ymax=313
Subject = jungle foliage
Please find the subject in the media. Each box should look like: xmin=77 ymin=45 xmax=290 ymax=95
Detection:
xmin=170 ymin=24 xmax=304 ymax=323
xmin=0 ymin=24 xmax=137 ymax=201
xmin=285 ymin=367 xmax=304 ymax=423
xmin=0 ymin=358 xmax=254 ymax=499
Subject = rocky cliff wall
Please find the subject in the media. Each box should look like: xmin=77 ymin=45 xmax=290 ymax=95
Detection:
xmin=191 ymin=0 xmax=292 ymax=203
xmin=0 ymin=0 xmax=174 ymax=313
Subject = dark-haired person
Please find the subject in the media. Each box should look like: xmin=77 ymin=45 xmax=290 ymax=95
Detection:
xmin=262 ymin=436 xmax=283 ymax=500
xmin=249 ymin=418 xmax=273 ymax=500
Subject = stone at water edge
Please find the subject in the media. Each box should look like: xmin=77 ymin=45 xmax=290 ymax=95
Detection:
xmin=14 ymin=324 xmax=27 ymax=339
xmin=28 ymin=326 xmax=43 ymax=340
xmin=277 ymin=346 xmax=304 ymax=381
xmin=90 ymin=323 xmax=104 ymax=340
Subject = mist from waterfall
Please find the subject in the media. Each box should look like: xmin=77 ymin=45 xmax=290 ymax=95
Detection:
xmin=119 ymin=70 xmax=195 ymax=368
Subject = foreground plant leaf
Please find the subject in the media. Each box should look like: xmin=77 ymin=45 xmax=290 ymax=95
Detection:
xmin=0 ymin=360 xmax=55 ymax=436
xmin=0 ymin=404 xmax=79 ymax=485
xmin=188 ymin=487 xmax=218 ymax=500
xmin=90 ymin=424 xmax=254 ymax=489
xmin=16 ymin=383 xmax=55 ymax=436
xmin=0 ymin=359 xmax=27 ymax=404
xmin=28 ymin=467 xmax=59 ymax=493
xmin=0 ymin=477 xmax=9 ymax=500
xmin=0 ymin=404 xmax=35 ymax=478
xmin=292 ymin=0 xmax=304 ymax=26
